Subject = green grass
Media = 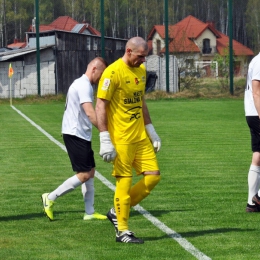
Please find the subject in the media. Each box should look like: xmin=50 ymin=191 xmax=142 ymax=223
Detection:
xmin=0 ymin=97 xmax=257 ymax=260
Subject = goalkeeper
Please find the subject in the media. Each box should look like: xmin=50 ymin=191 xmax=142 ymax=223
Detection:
xmin=96 ymin=37 xmax=161 ymax=244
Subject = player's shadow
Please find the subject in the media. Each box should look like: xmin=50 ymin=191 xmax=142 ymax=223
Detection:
xmin=180 ymin=228 xmax=255 ymax=238
xmin=0 ymin=210 xmax=83 ymax=222
xmin=0 ymin=213 xmax=44 ymax=221
xmin=130 ymin=209 xmax=190 ymax=218
xmin=143 ymin=228 xmax=254 ymax=241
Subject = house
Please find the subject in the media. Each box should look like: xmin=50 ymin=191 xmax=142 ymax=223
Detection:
xmin=147 ymin=15 xmax=254 ymax=77
xmin=28 ymin=15 xmax=101 ymax=36
xmin=6 ymin=16 xmax=100 ymax=50
xmin=27 ymin=16 xmax=101 ymax=48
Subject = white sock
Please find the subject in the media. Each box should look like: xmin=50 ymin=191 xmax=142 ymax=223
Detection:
xmin=82 ymin=178 xmax=94 ymax=215
xmin=48 ymin=175 xmax=82 ymax=201
xmin=248 ymin=165 xmax=260 ymax=205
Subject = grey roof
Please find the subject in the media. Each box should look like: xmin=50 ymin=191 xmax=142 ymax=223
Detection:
xmin=0 ymin=44 xmax=55 ymax=61
xmin=0 ymin=47 xmax=13 ymax=52
xmin=71 ymin=24 xmax=85 ymax=33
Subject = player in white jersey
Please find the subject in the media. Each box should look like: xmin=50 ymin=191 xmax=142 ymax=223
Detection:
xmin=244 ymin=53 xmax=260 ymax=212
xmin=41 ymin=57 xmax=108 ymax=220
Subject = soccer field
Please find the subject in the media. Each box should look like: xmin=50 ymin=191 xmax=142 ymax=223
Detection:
xmin=0 ymin=98 xmax=258 ymax=260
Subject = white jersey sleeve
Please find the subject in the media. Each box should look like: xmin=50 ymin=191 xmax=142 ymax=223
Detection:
xmin=62 ymin=74 xmax=93 ymax=141
xmin=244 ymin=53 xmax=260 ymax=116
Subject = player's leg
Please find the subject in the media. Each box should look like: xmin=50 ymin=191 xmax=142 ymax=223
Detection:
xmin=114 ymin=176 xmax=132 ymax=231
xmin=130 ymin=137 xmax=161 ymax=206
xmin=130 ymin=174 xmax=160 ymax=207
xmin=246 ymin=116 xmax=260 ymax=212
xmin=42 ymin=174 xmax=83 ymax=221
xmin=42 ymin=134 xmax=93 ymax=220
xmin=107 ymin=143 xmax=144 ymax=243
xmin=82 ymin=176 xmax=107 ymax=220
xmin=82 ymin=177 xmax=94 ymax=214
xmin=248 ymin=163 xmax=260 ymax=208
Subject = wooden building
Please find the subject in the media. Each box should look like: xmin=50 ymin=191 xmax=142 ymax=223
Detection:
xmin=0 ymin=32 xmax=126 ymax=98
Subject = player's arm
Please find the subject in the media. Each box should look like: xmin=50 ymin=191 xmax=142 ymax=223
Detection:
xmin=95 ymin=98 xmax=109 ymax=131
xmin=95 ymin=98 xmax=116 ymax=162
xmin=142 ymin=98 xmax=152 ymax=125
xmin=142 ymin=98 xmax=161 ymax=152
xmin=252 ymin=80 xmax=260 ymax=118
xmin=82 ymin=102 xmax=97 ymax=128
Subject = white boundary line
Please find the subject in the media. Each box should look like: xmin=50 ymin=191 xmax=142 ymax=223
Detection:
xmin=11 ymin=105 xmax=211 ymax=260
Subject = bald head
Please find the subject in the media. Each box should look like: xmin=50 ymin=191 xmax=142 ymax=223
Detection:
xmin=125 ymin=37 xmax=148 ymax=53
xmin=87 ymin=57 xmax=108 ymax=70
xmin=123 ymin=37 xmax=148 ymax=67
xmin=86 ymin=57 xmax=108 ymax=84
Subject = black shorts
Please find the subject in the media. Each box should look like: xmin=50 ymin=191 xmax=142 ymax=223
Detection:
xmin=246 ymin=116 xmax=260 ymax=152
xmin=63 ymin=134 xmax=95 ymax=172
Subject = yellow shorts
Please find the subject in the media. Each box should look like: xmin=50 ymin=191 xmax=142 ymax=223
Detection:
xmin=112 ymin=137 xmax=159 ymax=177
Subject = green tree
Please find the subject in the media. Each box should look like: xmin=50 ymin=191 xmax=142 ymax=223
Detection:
xmin=246 ymin=0 xmax=260 ymax=52
xmin=211 ymin=46 xmax=235 ymax=90
xmin=5 ymin=0 xmax=33 ymax=44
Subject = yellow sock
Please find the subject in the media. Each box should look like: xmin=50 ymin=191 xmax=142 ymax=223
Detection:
xmin=114 ymin=177 xmax=132 ymax=231
xmin=130 ymin=174 xmax=161 ymax=206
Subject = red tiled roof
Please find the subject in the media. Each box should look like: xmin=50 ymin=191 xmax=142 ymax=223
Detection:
xmin=147 ymin=25 xmax=166 ymax=39
xmin=217 ymin=32 xmax=254 ymax=56
xmin=28 ymin=24 xmax=55 ymax=32
xmin=28 ymin=16 xmax=100 ymax=35
xmin=88 ymin=25 xmax=101 ymax=36
xmin=147 ymin=40 xmax=153 ymax=54
xmin=49 ymin=16 xmax=78 ymax=31
xmin=167 ymin=24 xmax=200 ymax=53
xmin=80 ymin=23 xmax=101 ymax=36
xmin=148 ymin=15 xmax=253 ymax=56
xmin=150 ymin=23 xmax=201 ymax=53
xmin=176 ymin=16 xmax=222 ymax=39
xmin=8 ymin=42 xmax=26 ymax=49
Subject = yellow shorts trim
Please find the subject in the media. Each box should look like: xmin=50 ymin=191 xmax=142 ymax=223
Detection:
xmin=112 ymin=137 xmax=159 ymax=177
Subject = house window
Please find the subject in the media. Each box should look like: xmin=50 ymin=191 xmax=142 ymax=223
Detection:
xmin=116 ymin=41 xmax=124 ymax=50
xmin=202 ymin=39 xmax=212 ymax=54
xmin=93 ymin=38 xmax=98 ymax=50
xmin=86 ymin=37 xmax=90 ymax=50
xmin=156 ymin=40 xmax=161 ymax=55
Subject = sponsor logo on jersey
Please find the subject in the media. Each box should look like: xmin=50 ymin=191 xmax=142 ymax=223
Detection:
xmin=101 ymin=78 xmax=110 ymax=90
xmin=125 ymin=106 xmax=142 ymax=121
xmin=124 ymin=96 xmax=141 ymax=104
xmin=134 ymin=78 xmax=139 ymax=85
xmin=123 ymin=91 xmax=143 ymax=105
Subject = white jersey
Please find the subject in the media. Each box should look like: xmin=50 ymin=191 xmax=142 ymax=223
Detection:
xmin=62 ymin=74 xmax=93 ymax=141
xmin=244 ymin=53 xmax=260 ymax=116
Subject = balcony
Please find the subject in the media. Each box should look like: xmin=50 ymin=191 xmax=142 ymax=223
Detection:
xmin=202 ymin=47 xmax=212 ymax=54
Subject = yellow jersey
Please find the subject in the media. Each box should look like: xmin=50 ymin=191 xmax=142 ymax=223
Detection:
xmin=97 ymin=58 xmax=147 ymax=144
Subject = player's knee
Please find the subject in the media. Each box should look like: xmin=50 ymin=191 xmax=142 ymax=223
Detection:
xmin=144 ymin=174 xmax=161 ymax=192
xmin=81 ymin=176 xmax=91 ymax=183
xmin=77 ymin=170 xmax=94 ymax=182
